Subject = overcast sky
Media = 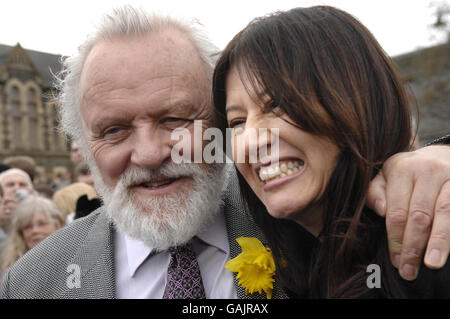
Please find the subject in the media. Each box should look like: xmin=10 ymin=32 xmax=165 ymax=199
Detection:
xmin=0 ymin=0 xmax=447 ymax=57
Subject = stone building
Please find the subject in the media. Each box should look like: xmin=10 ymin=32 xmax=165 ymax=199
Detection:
xmin=393 ymin=42 xmax=450 ymax=143
xmin=0 ymin=43 xmax=69 ymax=181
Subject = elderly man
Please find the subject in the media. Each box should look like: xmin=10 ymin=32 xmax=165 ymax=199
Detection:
xmin=1 ymin=6 xmax=449 ymax=299
xmin=0 ymin=168 xmax=35 ymax=252
xmin=0 ymin=168 xmax=34 ymax=220
xmin=0 ymin=168 xmax=34 ymax=199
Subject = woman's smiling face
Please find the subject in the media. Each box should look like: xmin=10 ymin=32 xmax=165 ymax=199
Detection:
xmin=225 ymin=66 xmax=340 ymax=234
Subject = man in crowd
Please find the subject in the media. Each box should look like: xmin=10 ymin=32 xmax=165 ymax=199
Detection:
xmin=73 ymin=162 xmax=95 ymax=189
xmin=2 ymin=156 xmax=37 ymax=184
xmin=70 ymin=140 xmax=83 ymax=166
xmin=0 ymin=168 xmax=34 ymax=200
xmin=1 ymin=6 xmax=450 ymax=298
xmin=0 ymin=168 xmax=35 ymax=253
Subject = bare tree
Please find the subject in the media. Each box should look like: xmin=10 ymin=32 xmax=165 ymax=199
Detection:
xmin=429 ymin=0 xmax=450 ymax=42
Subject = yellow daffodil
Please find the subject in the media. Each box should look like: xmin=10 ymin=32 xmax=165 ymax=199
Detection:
xmin=225 ymin=237 xmax=276 ymax=299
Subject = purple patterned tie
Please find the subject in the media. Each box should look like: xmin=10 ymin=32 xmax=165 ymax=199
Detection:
xmin=162 ymin=243 xmax=206 ymax=299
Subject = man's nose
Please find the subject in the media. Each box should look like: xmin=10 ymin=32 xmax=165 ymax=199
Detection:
xmin=130 ymin=127 xmax=172 ymax=169
xmin=11 ymin=185 xmax=20 ymax=195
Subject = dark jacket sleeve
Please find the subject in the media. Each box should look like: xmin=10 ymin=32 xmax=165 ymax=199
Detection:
xmin=433 ymin=256 xmax=450 ymax=298
xmin=425 ymin=134 xmax=450 ymax=146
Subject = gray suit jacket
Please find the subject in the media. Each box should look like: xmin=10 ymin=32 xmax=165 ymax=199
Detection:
xmin=0 ymin=170 xmax=287 ymax=299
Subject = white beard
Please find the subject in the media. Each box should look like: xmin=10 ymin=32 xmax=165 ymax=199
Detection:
xmin=92 ymin=161 xmax=228 ymax=251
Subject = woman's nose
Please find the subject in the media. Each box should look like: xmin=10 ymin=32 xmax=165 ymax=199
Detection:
xmin=233 ymin=119 xmax=278 ymax=164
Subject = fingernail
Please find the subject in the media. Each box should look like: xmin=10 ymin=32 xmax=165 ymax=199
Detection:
xmin=402 ymin=264 xmax=417 ymax=280
xmin=375 ymin=199 xmax=386 ymax=215
xmin=426 ymin=249 xmax=442 ymax=267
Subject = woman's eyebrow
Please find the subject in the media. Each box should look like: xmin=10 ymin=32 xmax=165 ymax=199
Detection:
xmin=225 ymin=104 xmax=244 ymax=114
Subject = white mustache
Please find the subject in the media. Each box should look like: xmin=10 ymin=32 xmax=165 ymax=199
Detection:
xmin=116 ymin=162 xmax=204 ymax=189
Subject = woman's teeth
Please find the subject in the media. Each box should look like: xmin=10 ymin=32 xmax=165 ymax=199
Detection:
xmin=258 ymin=160 xmax=304 ymax=182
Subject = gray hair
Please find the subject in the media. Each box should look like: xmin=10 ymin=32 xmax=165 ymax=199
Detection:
xmin=56 ymin=5 xmax=219 ymax=155
xmin=0 ymin=168 xmax=33 ymax=189
xmin=0 ymin=195 xmax=64 ymax=271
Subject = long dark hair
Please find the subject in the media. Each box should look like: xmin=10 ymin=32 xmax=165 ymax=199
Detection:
xmin=213 ymin=6 xmax=415 ymax=297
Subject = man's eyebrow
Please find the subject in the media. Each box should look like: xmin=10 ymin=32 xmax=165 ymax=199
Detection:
xmin=169 ymin=102 xmax=196 ymax=114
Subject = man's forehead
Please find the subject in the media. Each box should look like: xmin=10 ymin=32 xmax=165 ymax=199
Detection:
xmin=79 ymin=29 xmax=208 ymax=101
xmin=1 ymin=171 xmax=29 ymax=183
xmin=85 ymin=29 xmax=204 ymax=73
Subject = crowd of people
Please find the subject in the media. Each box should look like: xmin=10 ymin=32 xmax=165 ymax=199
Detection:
xmin=0 ymin=142 xmax=101 ymax=276
xmin=0 ymin=5 xmax=449 ymax=299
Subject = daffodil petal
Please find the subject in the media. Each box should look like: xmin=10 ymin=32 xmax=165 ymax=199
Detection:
xmin=236 ymin=237 xmax=267 ymax=255
xmin=254 ymin=253 xmax=276 ymax=271
xmin=225 ymin=237 xmax=276 ymax=299
xmin=225 ymin=255 xmax=246 ymax=272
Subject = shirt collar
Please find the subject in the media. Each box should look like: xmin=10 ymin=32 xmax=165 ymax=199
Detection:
xmin=120 ymin=207 xmax=229 ymax=278
xmin=196 ymin=207 xmax=229 ymax=255
xmin=122 ymin=233 xmax=152 ymax=278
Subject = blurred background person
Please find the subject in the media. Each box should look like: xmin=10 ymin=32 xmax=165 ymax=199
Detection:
xmin=0 ymin=195 xmax=64 ymax=275
xmin=53 ymin=170 xmax=71 ymax=191
xmin=2 ymin=156 xmax=37 ymax=184
xmin=0 ymin=168 xmax=36 ymax=251
xmin=0 ymin=183 xmax=6 ymax=253
xmin=0 ymin=163 xmax=10 ymax=250
xmin=70 ymin=140 xmax=83 ymax=165
xmin=0 ymin=164 xmax=11 ymax=175
xmin=69 ymin=140 xmax=83 ymax=184
xmin=52 ymin=182 xmax=99 ymax=224
xmin=0 ymin=168 xmax=34 ymax=200
xmin=33 ymin=183 xmax=55 ymax=199
xmin=73 ymin=161 xmax=95 ymax=188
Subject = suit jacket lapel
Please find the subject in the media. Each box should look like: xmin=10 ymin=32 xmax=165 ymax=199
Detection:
xmin=223 ymin=167 xmax=288 ymax=299
xmin=64 ymin=207 xmax=116 ymax=298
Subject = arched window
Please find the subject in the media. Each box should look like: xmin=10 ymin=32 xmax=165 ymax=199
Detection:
xmin=27 ymin=88 xmax=38 ymax=148
xmin=10 ymin=85 xmax=22 ymax=148
xmin=10 ymin=86 xmax=20 ymax=116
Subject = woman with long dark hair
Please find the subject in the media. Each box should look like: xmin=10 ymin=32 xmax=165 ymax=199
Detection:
xmin=213 ymin=6 xmax=449 ymax=298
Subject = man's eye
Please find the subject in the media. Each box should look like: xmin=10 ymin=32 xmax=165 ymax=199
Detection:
xmin=104 ymin=127 xmax=123 ymax=136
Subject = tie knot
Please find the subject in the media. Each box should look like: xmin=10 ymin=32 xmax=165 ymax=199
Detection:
xmin=169 ymin=243 xmax=195 ymax=256
xmin=163 ymin=242 xmax=206 ymax=299
xmin=168 ymin=243 xmax=197 ymax=271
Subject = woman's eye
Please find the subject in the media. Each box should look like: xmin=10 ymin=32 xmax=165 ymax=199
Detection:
xmin=164 ymin=118 xmax=182 ymax=123
xmin=228 ymin=119 xmax=246 ymax=129
xmin=38 ymin=221 xmax=49 ymax=227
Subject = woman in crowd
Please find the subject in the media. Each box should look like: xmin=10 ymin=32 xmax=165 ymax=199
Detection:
xmin=213 ymin=6 xmax=449 ymax=298
xmin=0 ymin=195 xmax=64 ymax=273
xmin=52 ymin=182 xmax=98 ymax=224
